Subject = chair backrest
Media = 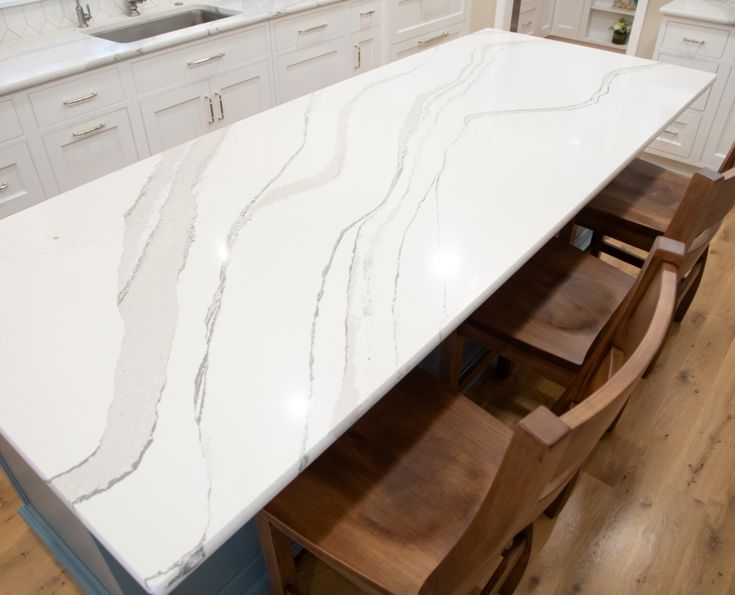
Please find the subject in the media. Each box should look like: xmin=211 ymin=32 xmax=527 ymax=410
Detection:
xmin=665 ymin=166 xmax=735 ymax=274
xmin=420 ymin=238 xmax=684 ymax=595
xmin=719 ymin=140 xmax=735 ymax=173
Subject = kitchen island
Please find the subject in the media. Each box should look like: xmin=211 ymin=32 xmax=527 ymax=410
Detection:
xmin=0 ymin=30 xmax=714 ymax=594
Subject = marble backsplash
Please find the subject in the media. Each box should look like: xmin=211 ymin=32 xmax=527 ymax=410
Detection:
xmin=0 ymin=0 xmax=172 ymax=41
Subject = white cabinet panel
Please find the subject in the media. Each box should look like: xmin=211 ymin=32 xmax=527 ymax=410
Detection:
xmin=702 ymin=68 xmax=735 ymax=169
xmin=537 ymin=0 xmax=556 ymax=37
xmin=389 ymin=21 xmax=464 ymax=61
xmin=391 ymin=0 xmax=466 ymax=43
xmin=648 ymin=110 xmax=702 ymax=160
xmin=661 ymin=20 xmax=729 ymax=60
xmin=518 ymin=7 xmax=537 ymax=35
xmin=210 ymin=62 xmax=274 ymax=127
xmin=351 ymin=0 xmax=383 ymax=31
xmin=29 ymin=68 xmax=125 ymax=129
xmin=0 ymin=99 xmax=23 ymax=143
xmin=272 ymin=5 xmax=346 ymax=52
xmin=0 ymin=142 xmax=45 ymax=219
xmin=43 ymin=109 xmax=138 ymax=192
xmin=352 ymin=26 xmax=383 ymax=74
xmin=275 ymin=38 xmax=348 ymax=103
xmin=139 ymin=81 xmax=213 ymax=155
xmin=551 ymin=0 xmax=585 ymax=38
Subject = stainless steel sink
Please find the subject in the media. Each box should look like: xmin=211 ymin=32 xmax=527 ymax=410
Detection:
xmin=89 ymin=6 xmax=239 ymax=43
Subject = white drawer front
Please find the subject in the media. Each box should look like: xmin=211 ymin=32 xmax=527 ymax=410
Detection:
xmin=656 ymin=53 xmax=719 ymax=112
xmin=0 ymin=143 xmax=45 ymax=219
xmin=392 ymin=0 xmax=466 ymax=42
xmin=273 ymin=6 xmax=346 ymax=52
xmin=0 ymin=100 xmax=23 ymax=143
xmin=43 ymin=109 xmax=138 ymax=192
xmin=648 ymin=110 xmax=702 ymax=159
xmin=351 ymin=0 xmax=382 ymax=31
xmin=29 ymin=68 xmax=125 ymax=129
xmin=518 ymin=8 xmax=536 ymax=35
xmin=275 ymin=38 xmax=348 ymax=103
xmin=390 ymin=22 xmax=464 ymax=61
xmin=661 ymin=21 xmax=729 ymax=60
xmin=132 ymin=26 xmax=269 ymax=95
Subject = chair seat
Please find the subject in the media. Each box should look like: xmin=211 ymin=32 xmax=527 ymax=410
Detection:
xmin=264 ymin=369 xmax=513 ymax=594
xmin=576 ymin=158 xmax=689 ymax=250
xmin=464 ymin=239 xmax=635 ymax=374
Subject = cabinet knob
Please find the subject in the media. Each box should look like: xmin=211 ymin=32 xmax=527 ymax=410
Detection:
xmin=0 ymin=182 xmax=7 ymax=192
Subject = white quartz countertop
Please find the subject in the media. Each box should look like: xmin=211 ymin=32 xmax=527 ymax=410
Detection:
xmin=661 ymin=0 xmax=735 ymax=25
xmin=0 ymin=31 xmax=714 ymax=594
xmin=0 ymin=0 xmax=343 ymax=95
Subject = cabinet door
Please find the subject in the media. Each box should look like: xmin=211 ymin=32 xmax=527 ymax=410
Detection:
xmin=390 ymin=0 xmax=466 ymax=43
xmin=702 ymin=67 xmax=735 ymax=169
xmin=390 ymin=22 xmax=464 ymax=61
xmin=352 ymin=27 xmax=383 ymax=75
xmin=210 ymin=61 xmax=274 ymax=128
xmin=275 ymin=38 xmax=348 ymax=104
xmin=0 ymin=142 xmax=46 ymax=219
xmin=551 ymin=0 xmax=585 ymax=38
xmin=43 ymin=109 xmax=138 ymax=193
xmin=536 ymin=0 xmax=556 ymax=37
xmin=139 ymin=81 xmax=213 ymax=155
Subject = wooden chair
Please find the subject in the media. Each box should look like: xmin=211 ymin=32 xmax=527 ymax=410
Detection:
xmin=256 ymin=239 xmax=682 ymax=595
xmin=574 ymin=143 xmax=735 ymax=322
xmin=443 ymin=228 xmax=691 ymax=411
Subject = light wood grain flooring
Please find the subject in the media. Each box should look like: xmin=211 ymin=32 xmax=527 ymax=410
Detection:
xmin=1 ymin=215 xmax=734 ymax=595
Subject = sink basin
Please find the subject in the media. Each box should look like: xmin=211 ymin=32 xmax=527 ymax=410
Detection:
xmin=89 ymin=6 xmax=239 ymax=43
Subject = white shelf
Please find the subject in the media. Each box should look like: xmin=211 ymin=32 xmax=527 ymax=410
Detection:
xmin=591 ymin=0 xmax=636 ymax=17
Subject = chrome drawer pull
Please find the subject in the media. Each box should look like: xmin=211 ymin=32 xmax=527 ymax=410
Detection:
xmin=72 ymin=122 xmax=106 ymax=137
xmin=0 ymin=182 xmax=7 ymax=192
xmin=663 ymin=128 xmax=680 ymax=136
xmin=187 ymin=52 xmax=225 ymax=66
xmin=63 ymin=91 xmax=98 ymax=106
xmin=682 ymin=37 xmax=705 ymax=45
xmin=215 ymin=91 xmax=224 ymax=121
xmin=354 ymin=43 xmax=361 ymax=69
xmin=206 ymin=95 xmax=215 ymax=125
xmin=298 ymin=23 xmax=328 ymax=33
xmin=418 ymin=31 xmax=449 ymax=46
xmin=359 ymin=9 xmax=376 ymax=15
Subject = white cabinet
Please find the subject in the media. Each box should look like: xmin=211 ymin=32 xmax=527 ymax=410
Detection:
xmin=275 ymin=38 xmax=349 ymax=103
xmin=389 ymin=0 xmax=466 ymax=43
xmin=352 ymin=27 xmax=383 ymax=74
xmin=140 ymin=63 xmax=273 ymax=154
xmin=551 ymin=0 xmax=586 ymax=39
xmin=43 ymin=109 xmax=138 ymax=192
xmin=389 ymin=21 xmax=465 ymax=60
xmin=646 ymin=14 xmax=735 ymax=170
xmin=0 ymin=142 xmax=46 ymax=219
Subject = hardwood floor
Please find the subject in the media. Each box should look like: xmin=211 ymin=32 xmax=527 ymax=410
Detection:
xmin=1 ymin=215 xmax=734 ymax=595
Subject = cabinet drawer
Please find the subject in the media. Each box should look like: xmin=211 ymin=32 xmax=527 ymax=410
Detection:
xmin=392 ymin=0 xmax=466 ymax=42
xmin=390 ymin=21 xmax=464 ymax=61
xmin=0 ymin=100 xmax=23 ymax=143
xmin=661 ymin=21 xmax=729 ymax=60
xmin=518 ymin=8 xmax=536 ymax=35
xmin=648 ymin=110 xmax=701 ymax=159
xmin=273 ymin=5 xmax=346 ymax=52
xmin=0 ymin=143 xmax=45 ymax=219
xmin=29 ymin=69 xmax=125 ymax=129
xmin=275 ymin=38 xmax=348 ymax=103
xmin=351 ymin=0 xmax=382 ymax=31
xmin=132 ymin=26 xmax=269 ymax=95
xmin=43 ymin=109 xmax=138 ymax=192
xmin=656 ymin=52 xmax=719 ymax=112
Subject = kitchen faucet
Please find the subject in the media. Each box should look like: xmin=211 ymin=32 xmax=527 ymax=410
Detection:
xmin=126 ymin=0 xmax=146 ymax=16
xmin=75 ymin=0 xmax=92 ymax=27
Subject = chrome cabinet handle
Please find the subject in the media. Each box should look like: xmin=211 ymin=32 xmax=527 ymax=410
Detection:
xmin=354 ymin=43 xmax=361 ymax=69
xmin=0 ymin=182 xmax=7 ymax=192
xmin=63 ymin=91 xmax=98 ymax=106
xmin=521 ymin=20 xmax=532 ymax=27
xmin=682 ymin=37 xmax=705 ymax=45
xmin=206 ymin=95 xmax=215 ymax=125
xmin=187 ymin=52 xmax=225 ymax=66
xmin=215 ymin=91 xmax=224 ymax=121
xmin=359 ymin=9 xmax=375 ymax=15
xmin=298 ymin=22 xmax=328 ymax=33
xmin=72 ymin=122 xmax=105 ymax=137
xmin=418 ymin=31 xmax=449 ymax=46
xmin=663 ymin=128 xmax=680 ymax=136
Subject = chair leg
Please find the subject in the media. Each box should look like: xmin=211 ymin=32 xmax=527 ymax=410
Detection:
xmin=544 ymin=471 xmax=579 ymax=519
xmin=496 ymin=356 xmax=514 ymax=380
xmin=256 ymin=513 xmax=298 ymax=595
xmin=674 ymin=248 xmax=708 ymax=323
xmin=499 ymin=525 xmax=534 ymax=595
xmin=481 ymin=525 xmax=534 ymax=595
xmin=440 ymin=331 xmax=464 ymax=391
xmin=589 ymin=230 xmax=604 ymax=257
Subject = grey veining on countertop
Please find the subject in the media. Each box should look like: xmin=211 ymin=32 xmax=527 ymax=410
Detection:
xmin=0 ymin=0 xmax=345 ymax=95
